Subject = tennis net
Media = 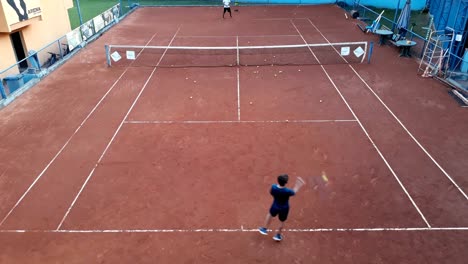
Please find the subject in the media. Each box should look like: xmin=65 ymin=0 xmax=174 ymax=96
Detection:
xmin=105 ymin=41 xmax=368 ymax=68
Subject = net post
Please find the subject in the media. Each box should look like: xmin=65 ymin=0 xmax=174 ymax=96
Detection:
xmin=367 ymin=42 xmax=374 ymax=64
xmin=105 ymin=45 xmax=111 ymax=67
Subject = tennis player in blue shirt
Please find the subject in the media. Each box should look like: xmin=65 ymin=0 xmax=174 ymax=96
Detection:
xmin=258 ymin=174 xmax=305 ymax=241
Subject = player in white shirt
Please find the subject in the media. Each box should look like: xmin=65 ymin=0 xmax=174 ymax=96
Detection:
xmin=223 ymin=0 xmax=232 ymax=18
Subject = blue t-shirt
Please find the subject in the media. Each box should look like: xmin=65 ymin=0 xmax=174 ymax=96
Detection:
xmin=270 ymin=184 xmax=295 ymax=208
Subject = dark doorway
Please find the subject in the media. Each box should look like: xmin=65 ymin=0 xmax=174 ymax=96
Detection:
xmin=10 ymin=31 xmax=28 ymax=71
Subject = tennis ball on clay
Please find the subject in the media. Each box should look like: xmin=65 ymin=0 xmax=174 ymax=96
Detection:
xmin=185 ymin=77 xmax=189 ymax=80
xmin=321 ymin=171 xmax=329 ymax=182
xmin=193 ymin=80 xmax=197 ymax=83
xmin=249 ymin=101 xmax=253 ymax=105
xmin=274 ymin=74 xmax=277 ymax=77
xmin=320 ymin=100 xmax=323 ymax=103
xmin=298 ymin=69 xmax=301 ymax=72
xmin=322 ymin=174 xmax=329 ymax=182
xmin=285 ymin=119 xmax=289 ymax=122
xmin=189 ymin=96 xmax=193 ymax=99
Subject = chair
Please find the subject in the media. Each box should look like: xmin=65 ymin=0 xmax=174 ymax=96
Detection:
xmin=357 ymin=10 xmax=385 ymax=33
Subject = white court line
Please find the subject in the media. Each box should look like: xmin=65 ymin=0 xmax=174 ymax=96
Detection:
xmin=124 ymin=120 xmax=358 ymax=124
xmin=0 ymin=168 xmax=8 ymax=179
xmin=290 ymin=20 xmax=431 ymax=228
xmin=254 ymin=17 xmax=310 ymax=20
xmin=0 ymin=70 xmax=128 ymax=227
xmin=236 ymin=36 xmax=240 ymax=65
xmin=1 ymin=227 xmax=467 ymax=233
xmin=0 ymin=32 xmax=160 ymax=227
xmin=306 ymin=19 xmax=468 ymax=201
xmin=0 ymin=33 xmax=160 ymax=226
xmin=55 ymin=28 xmax=181 ymax=230
xmin=237 ymin=69 xmax=241 ymax=120
xmin=177 ymin=35 xmax=301 ymax=38
xmin=236 ymin=36 xmax=241 ymax=120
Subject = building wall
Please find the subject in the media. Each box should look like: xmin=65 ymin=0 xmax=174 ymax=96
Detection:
xmin=0 ymin=33 xmax=17 ymax=70
xmin=64 ymin=0 xmax=74 ymax=9
xmin=0 ymin=0 xmax=73 ymax=73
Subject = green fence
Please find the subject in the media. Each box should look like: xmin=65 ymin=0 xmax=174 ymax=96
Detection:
xmin=69 ymin=0 xmax=123 ymax=29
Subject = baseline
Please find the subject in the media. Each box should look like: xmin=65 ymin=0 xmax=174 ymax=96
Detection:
xmin=124 ymin=120 xmax=357 ymax=124
xmin=0 ymin=227 xmax=467 ymax=233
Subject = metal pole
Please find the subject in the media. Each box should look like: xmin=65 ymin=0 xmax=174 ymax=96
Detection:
xmin=57 ymin=40 xmax=63 ymax=59
xmin=392 ymin=0 xmax=401 ymax=31
xmin=368 ymin=41 xmax=374 ymax=64
xmin=0 ymin=80 xmax=6 ymax=99
xmin=105 ymin=45 xmax=111 ymax=67
xmin=76 ymin=0 xmax=83 ymax=26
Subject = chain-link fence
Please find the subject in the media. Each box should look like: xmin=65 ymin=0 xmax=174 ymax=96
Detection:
xmin=339 ymin=2 xmax=431 ymax=58
xmin=338 ymin=1 xmax=467 ymax=93
xmin=68 ymin=0 xmax=123 ymax=29
xmin=0 ymin=35 xmax=71 ymax=100
xmin=1 ymin=2 xmax=125 ymax=105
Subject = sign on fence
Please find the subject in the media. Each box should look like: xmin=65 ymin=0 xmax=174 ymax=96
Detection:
xmin=66 ymin=28 xmax=83 ymax=51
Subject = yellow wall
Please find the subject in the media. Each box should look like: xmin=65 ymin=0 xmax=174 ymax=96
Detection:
xmin=0 ymin=0 xmax=73 ymax=75
xmin=64 ymin=0 xmax=73 ymax=10
xmin=0 ymin=33 xmax=17 ymax=73
xmin=0 ymin=2 xmax=8 ymax=32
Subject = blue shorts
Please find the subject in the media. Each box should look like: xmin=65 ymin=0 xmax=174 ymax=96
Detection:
xmin=269 ymin=204 xmax=289 ymax=222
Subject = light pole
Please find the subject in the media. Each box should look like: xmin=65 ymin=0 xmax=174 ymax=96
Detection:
xmin=75 ymin=0 xmax=83 ymax=26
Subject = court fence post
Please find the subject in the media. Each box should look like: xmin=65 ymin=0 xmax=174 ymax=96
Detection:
xmin=75 ymin=0 xmax=83 ymax=26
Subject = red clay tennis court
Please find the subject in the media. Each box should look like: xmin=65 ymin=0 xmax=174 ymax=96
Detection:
xmin=0 ymin=5 xmax=467 ymax=263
